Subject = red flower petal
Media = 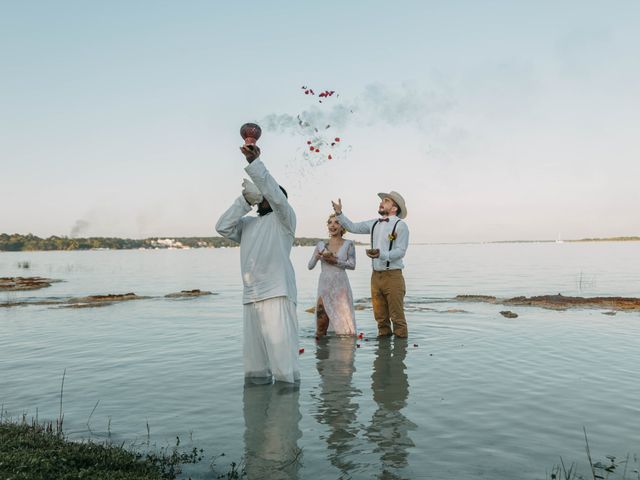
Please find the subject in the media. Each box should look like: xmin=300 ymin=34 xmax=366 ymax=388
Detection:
xmin=299 ymin=348 xmax=305 ymax=354
xmin=309 ymin=146 xmax=315 ymax=151
xmin=315 ymin=148 xmax=320 ymax=152
xmin=328 ymin=155 xmax=332 ymax=160
xmin=335 ymin=137 xmax=340 ymax=142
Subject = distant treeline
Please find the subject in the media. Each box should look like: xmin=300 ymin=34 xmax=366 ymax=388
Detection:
xmin=0 ymin=233 xmax=325 ymax=252
xmin=570 ymin=236 xmax=640 ymax=242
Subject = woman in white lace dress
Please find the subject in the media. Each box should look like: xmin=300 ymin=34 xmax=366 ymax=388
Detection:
xmin=308 ymin=214 xmax=357 ymax=337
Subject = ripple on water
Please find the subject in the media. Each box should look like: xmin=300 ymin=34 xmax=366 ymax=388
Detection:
xmin=3 ymin=246 xmax=640 ymax=479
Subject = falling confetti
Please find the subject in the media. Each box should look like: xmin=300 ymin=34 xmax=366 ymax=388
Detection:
xmin=295 ymin=85 xmax=351 ymax=168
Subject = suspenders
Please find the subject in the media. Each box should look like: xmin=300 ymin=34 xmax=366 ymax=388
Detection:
xmin=371 ymin=219 xmax=401 ymax=269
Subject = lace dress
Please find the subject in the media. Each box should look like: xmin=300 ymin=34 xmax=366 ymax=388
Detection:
xmin=308 ymin=240 xmax=357 ymax=335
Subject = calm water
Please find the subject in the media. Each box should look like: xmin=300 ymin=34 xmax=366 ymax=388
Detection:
xmin=2 ymin=242 xmax=640 ymax=479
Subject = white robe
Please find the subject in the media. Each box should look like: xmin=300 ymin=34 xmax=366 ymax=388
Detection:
xmin=216 ymin=159 xmax=297 ymax=305
xmin=216 ymin=158 xmax=299 ymax=383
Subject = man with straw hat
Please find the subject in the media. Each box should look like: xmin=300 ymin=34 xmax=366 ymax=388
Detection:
xmin=332 ymin=191 xmax=410 ymax=338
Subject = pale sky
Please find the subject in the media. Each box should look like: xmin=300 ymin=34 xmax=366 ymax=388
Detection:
xmin=2 ymin=1 xmax=639 ymax=243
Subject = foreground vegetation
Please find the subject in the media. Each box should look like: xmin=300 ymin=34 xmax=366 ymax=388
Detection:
xmin=0 ymin=233 xmax=324 ymax=251
xmin=0 ymin=419 xmax=203 ymax=480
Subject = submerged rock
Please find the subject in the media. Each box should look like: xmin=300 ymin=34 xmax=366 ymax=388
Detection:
xmin=500 ymin=310 xmax=518 ymax=318
xmin=307 ymin=303 xmax=367 ymax=314
xmin=1 ymin=299 xmax=64 ymax=308
xmin=456 ymin=294 xmax=497 ymax=303
xmin=165 ymin=289 xmax=214 ymax=298
xmin=64 ymin=293 xmax=148 ymax=308
xmin=0 ymin=277 xmax=59 ymax=291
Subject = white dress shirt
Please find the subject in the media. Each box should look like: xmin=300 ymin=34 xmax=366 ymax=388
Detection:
xmin=216 ymin=158 xmax=297 ymax=305
xmin=336 ymin=213 xmax=409 ymax=271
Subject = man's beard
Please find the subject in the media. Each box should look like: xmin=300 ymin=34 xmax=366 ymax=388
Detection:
xmin=257 ymin=204 xmax=273 ymax=216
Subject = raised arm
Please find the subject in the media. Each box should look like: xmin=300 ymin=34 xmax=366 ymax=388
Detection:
xmin=336 ymin=212 xmax=376 ymax=235
xmin=336 ymin=241 xmax=356 ymax=270
xmin=379 ymin=221 xmax=410 ymax=263
xmin=215 ymin=196 xmax=252 ymax=243
xmin=332 ymin=198 xmax=375 ymax=234
xmin=245 ymin=158 xmax=295 ymax=235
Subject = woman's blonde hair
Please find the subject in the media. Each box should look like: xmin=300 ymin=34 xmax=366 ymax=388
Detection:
xmin=327 ymin=213 xmax=347 ymax=236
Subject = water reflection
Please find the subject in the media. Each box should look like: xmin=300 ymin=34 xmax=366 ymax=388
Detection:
xmin=243 ymin=382 xmax=302 ymax=480
xmin=366 ymin=338 xmax=417 ymax=479
xmin=313 ymin=337 xmax=362 ymax=477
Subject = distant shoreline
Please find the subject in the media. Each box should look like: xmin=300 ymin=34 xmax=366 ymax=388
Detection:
xmin=0 ymin=233 xmax=325 ymax=252
xmin=1 ymin=233 xmax=638 ymax=252
xmin=415 ymin=236 xmax=640 ymax=246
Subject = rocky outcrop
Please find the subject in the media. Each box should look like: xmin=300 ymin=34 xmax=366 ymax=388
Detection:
xmin=164 ymin=289 xmax=214 ymax=298
xmin=0 ymin=277 xmax=59 ymax=291
xmin=64 ymin=293 xmax=148 ymax=308
xmin=457 ymin=294 xmax=640 ymax=311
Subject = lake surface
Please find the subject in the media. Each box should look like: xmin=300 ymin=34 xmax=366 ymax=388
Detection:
xmin=2 ymin=242 xmax=640 ymax=479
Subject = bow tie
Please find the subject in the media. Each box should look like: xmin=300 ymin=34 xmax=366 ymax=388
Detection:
xmin=378 ymin=218 xmax=389 ymax=222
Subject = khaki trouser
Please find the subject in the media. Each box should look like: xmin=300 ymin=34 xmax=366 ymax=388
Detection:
xmin=371 ymin=269 xmax=407 ymax=338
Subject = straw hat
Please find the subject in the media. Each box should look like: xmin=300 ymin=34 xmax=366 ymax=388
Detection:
xmin=377 ymin=191 xmax=407 ymax=219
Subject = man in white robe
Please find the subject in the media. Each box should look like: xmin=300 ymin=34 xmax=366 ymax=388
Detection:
xmin=216 ymin=144 xmax=300 ymax=383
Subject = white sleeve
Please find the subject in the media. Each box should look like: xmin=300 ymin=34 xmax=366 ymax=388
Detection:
xmin=336 ymin=241 xmax=356 ymax=270
xmin=308 ymin=241 xmax=325 ymax=270
xmin=336 ymin=213 xmax=376 ymax=235
xmin=215 ymin=196 xmax=252 ymax=243
xmin=245 ymin=158 xmax=295 ymax=236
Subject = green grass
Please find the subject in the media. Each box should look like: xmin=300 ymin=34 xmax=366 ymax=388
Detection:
xmin=0 ymin=419 xmax=202 ymax=480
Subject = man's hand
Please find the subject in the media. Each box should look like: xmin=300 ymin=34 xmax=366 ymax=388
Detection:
xmin=240 ymin=144 xmax=261 ymax=163
xmin=331 ymin=198 xmax=342 ymax=215
xmin=242 ymin=178 xmax=263 ymax=205
xmin=366 ymin=248 xmax=380 ymax=259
